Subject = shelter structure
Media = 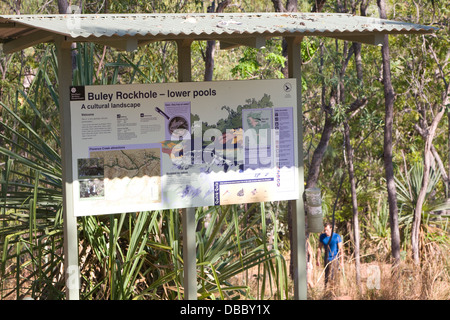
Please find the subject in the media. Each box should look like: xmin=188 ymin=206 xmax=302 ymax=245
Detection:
xmin=0 ymin=12 xmax=435 ymax=300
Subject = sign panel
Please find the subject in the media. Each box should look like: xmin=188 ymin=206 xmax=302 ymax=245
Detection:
xmin=69 ymin=79 xmax=299 ymax=216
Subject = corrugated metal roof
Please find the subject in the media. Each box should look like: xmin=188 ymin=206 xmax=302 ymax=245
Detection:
xmin=0 ymin=13 xmax=436 ymax=52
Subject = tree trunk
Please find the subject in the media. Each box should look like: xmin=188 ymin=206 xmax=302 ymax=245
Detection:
xmin=347 ymin=0 xmax=368 ymax=290
xmin=305 ymin=1 xmax=360 ymax=190
xmin=412 ymin=87 xmax=449 ymax=264
xmin=312 ymin=0 xmax=327 ymax=12
xmin=377 ymin=0 xmax=401 ymax=268
xmin=343 ymin=121 xmax=361 ymax=291
xmin=271 ymin=0 xmax=298 ymax=78
xmin=57 ymin=0 xmax=69 ymax=14
xmin=447 ymin=108 xmax=450 ymax=221
xmin=271 ymin=0 xmax=285 ymax=12
xmin=204 ymin=5 xmax=215 ymax=82
xmin=203 ymin=1 xmax=232 ymax=81
xmin=447 ymin=54 xmax=450 ymax=206
xmin=306 ymin=113 xmax=334 ymax=188
xmin=414 ymin=124 xmax=449 ymax=188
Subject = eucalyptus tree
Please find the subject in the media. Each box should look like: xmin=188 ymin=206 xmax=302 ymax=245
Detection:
xmin=377 ymin=0 xmax=401 ymax=268
xmin=203 ymin=0 xmax=233 ymax=81
xmin=388 ymin=0 xmax=450 ymax=264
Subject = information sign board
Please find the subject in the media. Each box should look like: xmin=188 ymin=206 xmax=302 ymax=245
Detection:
xmin=69 ymin=79 xmax=299 ymax=216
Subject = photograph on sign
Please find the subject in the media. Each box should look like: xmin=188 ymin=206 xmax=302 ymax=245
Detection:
xmin=69 ymin=79 xmax=299 ymax=216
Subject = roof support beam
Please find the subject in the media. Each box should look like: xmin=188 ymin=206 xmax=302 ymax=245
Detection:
xmin=331 ymin=34 xmax=385 ymax=46
xmin=2 ymin=30 xmax=54 ymax=54
xmin=0 ymin=22 xmax=16 ymax=28
xmin=220 ymin=36 xmax=266 ymax=50
xmin=93 ymin=38 xmax=138 ymax=52
xmin=177 ymin=39 xmax=193 ymax=83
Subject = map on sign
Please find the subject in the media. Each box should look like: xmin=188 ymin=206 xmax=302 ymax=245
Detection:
xmin=69 ymin=79 xmax=299 ymax=216
xmin=89 ymin=146 xmax=161 ymax=203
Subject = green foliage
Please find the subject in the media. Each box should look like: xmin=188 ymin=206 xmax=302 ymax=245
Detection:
xmin=361 ymin=195 xmax=392 ymax=259
xmin=301 ymin=38 xmax=319 ymax=64
xmin=231 ymin=40 xmax=286 ymax=79
xmin=0 ymin=57 xmax=64 ymax=298
xmin=395 ymin=161 xmax=450 ymax=245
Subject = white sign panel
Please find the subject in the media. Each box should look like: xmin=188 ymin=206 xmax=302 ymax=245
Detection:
xmin=69 ymin=79 xmax=299 ymax=216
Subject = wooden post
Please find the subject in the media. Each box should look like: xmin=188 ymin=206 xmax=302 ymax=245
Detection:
xmin=286 ymin=36 xmax=307 ymax=300
xmin=176 ymin=39 xmax=197 ymax=300
xmin=55 ymin=36 xmax=80 ymax=300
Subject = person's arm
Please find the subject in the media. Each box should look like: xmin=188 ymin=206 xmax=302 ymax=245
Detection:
xmin=306 ymin=240 xmax=313 ymax=259
xmin=316 ymin=242 xmax=323 ymax=266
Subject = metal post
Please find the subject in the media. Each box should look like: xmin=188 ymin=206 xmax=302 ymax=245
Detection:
xmin=182 ymin=207 xmax=197 ymax=299
xmin=286 ymin=36 xmax=307 ymax=300
xmin=176 ymin=39 xmax=197 ymax=300
xmin=55 ymin=36 xmax=80 ymax=300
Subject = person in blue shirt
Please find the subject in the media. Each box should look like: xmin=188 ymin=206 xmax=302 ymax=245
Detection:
xmin=316 ymin=222 xmax=344 ymax=294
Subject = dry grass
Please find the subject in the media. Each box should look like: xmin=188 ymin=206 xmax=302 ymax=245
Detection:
xmin=308 ymin=250 xmax=449 ymax=300
xmin=3 ymin=256 xmax=449 ymax=300
xmin=229 ymin=243 xmax=449 ymax=300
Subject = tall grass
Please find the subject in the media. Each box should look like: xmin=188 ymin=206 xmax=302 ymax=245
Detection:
xmin=306 ymin=254 xmax=449 ymax=300
xmin=307 ymin=232 xmax=449 ymax=300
